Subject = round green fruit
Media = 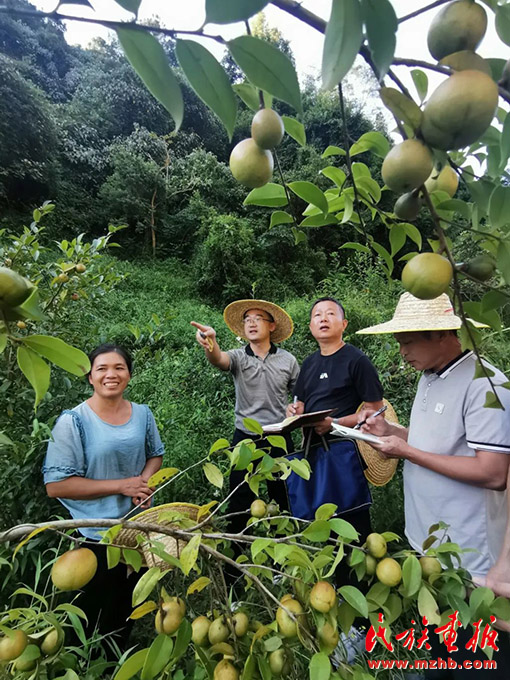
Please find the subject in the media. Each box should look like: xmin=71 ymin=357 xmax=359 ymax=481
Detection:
xmin=232 ymin=612 xmax=249 ymax=637
xmin=439 ymin=50 xmax=491 ymax=75
xmin=394 ymin=192 xmax=421 ymax=221
xmin=41 ymin=628 xmax=63 ymax=656
xmin=365 ymin=554 xmax=377 ymax=576
xmin=14 ymin=644 xmax=40 ymax=672
xmin=229 ymin=139 xmax=273 ymax=188
xmin=366 ymin=533 xmax=387 ymax=559
xmin=381 ymin=140 xmax=433 ymax=194
xmin=0 ymin=267 xmax=31 ymax=309
xmin=251 ymin=109 xmax=284 ymax=149
xmin=214 ymin=660 xmax=239 ymax=680
xmin=376 ymin=558 xmax=402 ymax=587
xmin=192 ymin=616 xmax=211 ymax=647
xmin=402 ymin=253 xmax=453 ymax=300
xmin=309 ymin=580 xmax=336 ymax=613
xmin=268 ymin=649 xmax=290 ymax=676
xmin=250 ymin=499 xmax=267 ymax=518
xmin=420 ymin=556 xmax=442 ymax=579
xmin=425 ymin=165 xmax=459 ymax=197
xmin=427 ymin=0 xmax=487 ymax=61
xmin=421 ymin=70 xmax=498 ymax=151
xmin=51 ymin=548 xmax=98 ymax=591
xmin=155 ymin=601 xmax=183 ymax=635
xmin=0 ymin=630 xmax=28 ymax=661
xmin=318 ymin=621 xmax=339 ymax=653
xmin=75 ymin=263 xmax=86 ymax=273
xmin=461 ymin=254 xmax=496 ymax=281
xmin=276 ymin=598 xmax=303 ymax=638
xmin=208 ymin=617 xmax=230 ymax=645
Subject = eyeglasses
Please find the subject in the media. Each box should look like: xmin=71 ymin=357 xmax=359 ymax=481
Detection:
xmin=243 ymin=315 xmax=272 ymax=324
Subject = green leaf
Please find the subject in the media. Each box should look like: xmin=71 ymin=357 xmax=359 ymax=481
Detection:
xmin=244 ymin=183 xmax=287 ymax=208
xmin=484 ymin=390 xmax=503 ymax=409
xmin=500 ymin=114 xmax=510 ymax=170
xmin=360 ymin=0 xmax=397 ymax=78
xmin=114 ymin=0 xmax=141 ymax=13
xmin=187 ymin=576 xmax=211 ymax=595
xmin=107 ymin=546 xmax=121 ymax=569
xmin=496 ymin=4 xmax=510 ymax=46
xmin=338 ymin=586 xmax=368 ymax=618
xmin=400 ymin=222 xmax=422 ymax=250
xmin=411 ymin=69 xmax=428 ymax=103
xmin=303 ymin=520 xmax=331 ymax=542
xmin=491 ymin=597 xmax=510 ymax=621
xmin=371 ymin=241 xmax=394 ymax=275
xmin=209 ymin=438 xmax=230 ymax=454
xmin=148 ymin=467 xmax=179 ymax=487
xmin=116 ymin=28 xmax=183 ymax=131
xmin=203 ymin=462 xmax=224 ymax=489
xmin=0 ymin=329 xmax=7 ymax=354
xmin=228 ymin=36 xmax=301 ymax=112
xmin=113 ymin=649 xmax=149 ymax=680
xmin=436 ymin=199 xmax=471 ymax=220
xmin=180 ymin=534 xmax=201 ymax=575
xmin=401 ymin=555 xmax=422 ymax=598
xmin=173 ymin=618 xmax=192 ymax=659
xmin=17 ymin=345 xmax=50 ymax=408
xmin=292 ymin=227 xmax=307 ymax=245
xmin=266 ymin=435 xmax=287 ymax=451
xmin=309 ymin=652 xmax=331 ymax=680
xmin=282 ymin=116 xmax=306 ymax=146
xmin=287 ymin=457 xmax=311 ymax=479
xmin=205 ymin=0 xmax=269 ymax=24
xmin=132 ymin=567 xmax=161 ymax=607
xmin=329 ymin=518 xmax=359 ymax=541
xmin=350 ymin=131 xmax=390 ymax=159
xmin=123 ymin=548 xmax=143 ymax=572
xmin=243 ymin=417 xmax=264 ymax=435
xmin=270 ymin=211 xmax=293 ymax=228
xmin=251 ymin=538 xmax=272 ymax=559
xmin=22 ymin=335 xmax=90 ymax=376
xmin=141 ymin=634 xmax=173 ymax=680
xmin=0 ymin=432 xmax=14 ymax=449
xmin=380 ymin=87 xmax=423 ymax=131
xmin=232 ymin=82 xmax=272 ymax=111
xmin=320 ymin=166 xmax=346 ymax=188
xmin=497 ymin=240 xmax=510 ymax=286
xmin=340 ymin=242 xmax=370 ymax=254
xmin=487 ymin=57 xmax=506 ymax=82
xmin=175 ymin=40 xmax=237 ymax=140
xmin=417 ymin=585 xmax=440 ymax=625
xmin=389 ymin=224 xmax=406 ymax=256
xmin=322 ymin=0 xmax=363 ymax=90
xmin=489 ymin=186 xmax=510 ymax=229
xmin=322 ymin=145 xmax=346 ymax=158
xmin=300 ymin=215 xmax=338 ymax=227
xmin=481 ymin=290 xmax=509 ymax=313
xmin=315 ymin=504 xmax=338 ymax=520
xmin=288 ymin=182 xmax=328 ymax=215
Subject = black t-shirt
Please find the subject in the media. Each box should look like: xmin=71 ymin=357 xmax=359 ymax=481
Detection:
xmin=293 ymin=343 xmax=383 ymax=417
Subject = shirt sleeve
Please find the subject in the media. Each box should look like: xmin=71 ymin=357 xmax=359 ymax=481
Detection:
xmin=42 ymin=412 xmax=86 ymax=483
xmin=145 ymin=407 xmax=165 ymax=458
xmin=351 ymin=353 xmax=384 ymax=402
xmin=288 ymin=355 xmax=300 ymax=393
xmin=465 ymin=373 xmax=510 ymax=453
xmin=226 ymin=348 xmax=242 ymax=376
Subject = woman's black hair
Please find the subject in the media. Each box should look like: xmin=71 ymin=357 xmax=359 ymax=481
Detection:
xmin=87 ymin=344 xmax=133 ymax=375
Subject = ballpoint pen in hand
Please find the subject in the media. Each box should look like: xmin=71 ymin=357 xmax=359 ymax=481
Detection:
xmin=199 ymin=331 xmax=214 ymax=352
xmin=354 ymin=404 xmax=387 ymax=430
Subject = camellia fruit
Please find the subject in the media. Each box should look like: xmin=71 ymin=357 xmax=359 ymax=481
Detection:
xmin=439 ymin=50 xmax=491 ymax=75
xmin=0 ymin=267 xmax=31 ymax=309
xmin=166 ymin=596 xmax=186 ymax=617
xmin=420 ymin=556 xmax=442 ymax=579
xmin=394 ymin=193 xmax=421 ymax=221
xmin=365 ymin=554 xmax=377 ymax=576
xmin=51 ymin=548 xmax=98 ymax=591
xmin=381 ymin=140 xmax=433 ymax=194
xmin=376 ymin=558 xmax=402 ymax=587
xmin=421 ymin=70 xmax=498 ymax=151
xmin=229 ymin=138 xmax=273 ymax=189
xmin=318 ymin=621 xmax=340 ymax=653
xmin=424 ymin=165 xmax=459 ymax=197
xmin=269 ymin=648 xmax=290 ymax=676
xmin=250 ymin=499 xmax=267 ymax=518
xmin=14 ymin=644 xmax=41 ymax=672
xmin=75 ymin=263 xmax=86 ymax=273
xmin=427 ymin=0 xmax=487 ymax=61
xmin=276 ymin=598 xmax=304 ymax=638
xmin=208 ymin=617 xmax=230 ymax=645
xmin=41 ymin=628 xmax=63 ymax=656
xmin=213 ymin=659 xmax=239 ymax=680
xmin=309 ymin=581 xmax=336 ymax=613
xmin=366 ymin=533 xmax=387 ymax=559
xmin=251 ymin=108 xmax=285 ymax=149
xmin=0 ymin=630 xmax=28 ymax=661
xmin=460 ymin=254 xmax=496 ymax=281
xmin=192 ymin=616 xmax=211 ymax=647
xmin=402 ymin=253 xmax=453 ymax=300
xmin=232 ymin=612 xmax=249 ymax=637
xmin=155 ymin=601 xmax=183 ymax=635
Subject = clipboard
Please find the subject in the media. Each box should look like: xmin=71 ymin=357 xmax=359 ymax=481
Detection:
xmin=262 ymin=408 xmax=336 ymax=435
xmin=330 ymin=422 xmax=382 ymax=445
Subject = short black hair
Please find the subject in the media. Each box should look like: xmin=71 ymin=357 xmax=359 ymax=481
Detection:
xmin=418 ymin=330 xmax=458 ymax=340
xmin=310 ymin=297 xmax=346 ymax=319
xmin=88 ymin=344 xmax=133 ymax=375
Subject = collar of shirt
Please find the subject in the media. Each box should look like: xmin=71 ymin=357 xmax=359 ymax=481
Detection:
xmin=425 ymin=349 xmax=473 ymax=379
xmin=245 ymin=342 xmax=278 ymax=357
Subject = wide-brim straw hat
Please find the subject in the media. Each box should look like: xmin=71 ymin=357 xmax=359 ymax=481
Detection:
xmin=223 ymin=299 xmax=294 ymax=343
xmin=357 ymin=399 xmax=399 ymax=486
xmin=115 ymin=502 xmax=202 ymax=571
xmin=356 ymin=292 xmax=486 ymax=335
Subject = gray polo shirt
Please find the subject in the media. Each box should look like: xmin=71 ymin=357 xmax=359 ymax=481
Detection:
xmin=404 ymin=350 xmax=510 ymax=578
xmin=227 ymin=344 xmax=300 ymax=431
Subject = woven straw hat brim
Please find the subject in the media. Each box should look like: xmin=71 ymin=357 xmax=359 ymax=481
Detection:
xmin=356 ymin=399 xmax=399 ymax=486
xmin=223 ymin=299 xmax=294 ymax=343
xmin=356 ymin=292 xmax=487 ymax=335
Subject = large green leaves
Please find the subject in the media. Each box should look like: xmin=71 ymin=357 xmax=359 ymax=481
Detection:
xmin=22 ymin=335 xmax=90 ymax=376
xmin=175 ymin=40 xmax=237 ymax=140
xmin=322 ymin=0 xmax=363 ymax=90
xmin=489 ymin=185 xmax=510 ymax=229
xmin=228 ymin=36 xmax=302 ymax=112
xmin=361 ymin=0 xmax=397 ymax=78
xmin=17 ymin=346 xmax=50 ymax=408
xmin=205 ymin=0 xmax=269 ymax=24
xmin=117 ymin=28 xmax=183 ymax=131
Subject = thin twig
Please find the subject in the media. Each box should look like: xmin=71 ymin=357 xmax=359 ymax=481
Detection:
xmin=398 ymin=0 xmax=452 ymax=24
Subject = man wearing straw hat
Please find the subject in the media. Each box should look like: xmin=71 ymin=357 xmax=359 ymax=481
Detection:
xmin=191 ymin=300 xmax=299 ymax=532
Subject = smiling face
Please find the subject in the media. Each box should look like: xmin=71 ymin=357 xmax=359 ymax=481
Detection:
xmin=88 ymin=351 xmax=131 ymax=398
xmin=243 ymin=307 xmax=276 ymax=342
xmin=309 ymin=300 xmax=348 ymax=342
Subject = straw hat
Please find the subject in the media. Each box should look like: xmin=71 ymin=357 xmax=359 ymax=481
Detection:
xmin=223 ymin=299 xmax=294 ymax=343
xmin=357 ymin=399 xmax=399 ymax=486
xmin=356 ymin=292 xmax=486 ymax=335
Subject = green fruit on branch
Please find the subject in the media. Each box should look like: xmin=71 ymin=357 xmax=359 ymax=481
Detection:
xmin=427 ymin=0 xmax=487 ymax=61
xmin=309 ymin=580 xmax=336 ymax=613
xmin=229 ymin=138 xmax=273 ymax=188
xmin=192 ymin=616 xmax=211 ymax=647
xmin=14 ymin=644 xmax=41 ymax=672
xmin=41 ymin=628 xmax=63 ymax=656
xmin=250 ymin=499 xmax=267 ymax=518
xmin=365 ymin=554 xmax=377 ymax=576
xmin=267 ymin=501 xmax=279 ymax=516
xmin=381 ymin=140 xmax=433 ymax=194
xmin=75 ymin=263 xmax=86 ymax=273
xmin=0 ymin=630 xmax=28 ymax=661
xmin=208 ymin=617 xmax=230 ymax=645
xmin=366 ymin=533 xmax=387 ymax=559
xmin=424 ymin=165 xmax=459 ymax=197
xmin=376 ymin=558 xmax=402 ymax=587
xmin=419 ymin=556 xmax=442 ymax=579
xmin=460 ymin=254 xmax=496 ymax=281
xmin=155 ymin=601 xmax=184 ymax=635
xmin=439 ymin=50 xmax=491 ymax=75
xmin=402 ymin=253 xmax=453 ymax=300
xmin=251 ymin=108 xmax=285 ymax=149
xmin=214 ymin=659 xmax=239 ymax=680
xmin=51 ymin=548 xmax=98 ymax=591
xmin=268 ymin=648 xmax=291 ymax=676
xmin=276 ymin=598 xmax=304 ymax=638
xmin=318 ymin=621 xmax=340 ymax=653
xmin=0 ymin=267 xmax=31 ymax=309
xmin=421 ymin=70 xmax=498 ymax=151
xmin=166 ymin=596 xmax=186 ymax=617
xmin=232 ymin=611 xmax=249 ymax=637
xmin=394 ymin=192 xmax=421 ymax=221
xmin=16 ymin=320 xmax=27 ymax=330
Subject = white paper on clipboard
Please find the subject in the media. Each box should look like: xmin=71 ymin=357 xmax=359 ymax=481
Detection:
xmin=330 ymin=422 xmax=382 ymax=445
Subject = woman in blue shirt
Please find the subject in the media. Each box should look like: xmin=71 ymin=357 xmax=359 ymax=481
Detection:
xmin=43 ymin=343 xmax=164 ymax=650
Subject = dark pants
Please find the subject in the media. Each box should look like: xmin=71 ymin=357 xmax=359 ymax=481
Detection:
xmin=333 ymin=507 xmax=372 ymax=591
xmin=227 ymin=428 xmax=293 ymax=536
xmin=74 ymin=542 xmax=139 ymax=655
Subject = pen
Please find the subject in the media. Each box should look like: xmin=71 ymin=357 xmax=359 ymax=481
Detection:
xmin=199 ymin=331 xmax=214 ymax=352
xmin=354 ymin=404 xmax=387 ymax=430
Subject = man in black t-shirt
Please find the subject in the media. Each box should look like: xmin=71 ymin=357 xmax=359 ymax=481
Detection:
xmin=288 ymin=297 xmax=384 ymax=563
